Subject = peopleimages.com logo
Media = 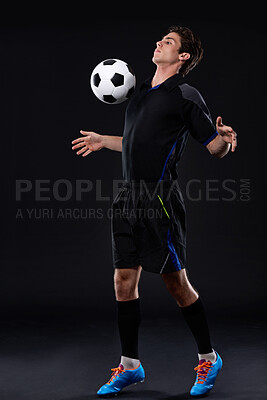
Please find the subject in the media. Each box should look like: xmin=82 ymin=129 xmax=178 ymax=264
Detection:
xmin=15 ymin=178 xmax=251 ymax=221
xmin=15 ymin=178 xmax=251 ymax=202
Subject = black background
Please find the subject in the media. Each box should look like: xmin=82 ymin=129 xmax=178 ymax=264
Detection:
xmin=1 ymin=10 xmax=266 ymax=321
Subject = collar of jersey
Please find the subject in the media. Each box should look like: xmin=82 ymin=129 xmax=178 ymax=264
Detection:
xmin=142 ymin=73 xmax=185 ymax=92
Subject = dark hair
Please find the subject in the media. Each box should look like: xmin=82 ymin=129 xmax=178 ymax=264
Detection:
xmin=165 ymin=25 xmax=204 ymax=77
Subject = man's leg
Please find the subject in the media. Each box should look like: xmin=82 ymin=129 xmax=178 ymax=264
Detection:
xmin=161 ymin=269 xmax=214 ymax=357
xmin=97 ymin=265 xmax=145 ymax=397
xmin=114 ymin=265 xmax=142 ymax=368
xmin=161 ymin=269 xmax=223 ymax=396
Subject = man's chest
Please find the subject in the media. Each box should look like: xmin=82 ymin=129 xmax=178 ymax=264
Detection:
xmin=124 ymin=88 xmax=184 ymax=143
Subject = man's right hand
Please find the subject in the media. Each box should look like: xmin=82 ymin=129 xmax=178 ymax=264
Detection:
xmin=72 ymin=131 xmax=104 ymax=157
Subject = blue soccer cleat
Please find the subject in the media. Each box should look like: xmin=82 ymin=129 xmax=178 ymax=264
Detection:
xmin=97 ymin=362 xmax=145 ymax=397
xmin=190 ymin=351 xmax=223 ymax=397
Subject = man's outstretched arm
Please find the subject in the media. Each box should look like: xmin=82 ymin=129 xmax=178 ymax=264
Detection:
xmin=72 ymin=130 xmax=122 ymax=157
xmin=206 ymin=116 xmax=237 ymax=158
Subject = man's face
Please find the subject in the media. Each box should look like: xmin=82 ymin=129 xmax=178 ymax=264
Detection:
xmin=152 ymin=32 xmax=182 ymax=66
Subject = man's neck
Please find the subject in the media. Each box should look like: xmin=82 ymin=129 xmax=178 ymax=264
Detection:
xmin=151 ymin=64 xmax=180 ymax=87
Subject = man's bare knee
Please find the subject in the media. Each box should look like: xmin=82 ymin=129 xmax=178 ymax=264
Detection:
xmin=114 ymin=266 xmax=142 ymax=301
xmin=161 ymin=269 xmax=198 ymax=307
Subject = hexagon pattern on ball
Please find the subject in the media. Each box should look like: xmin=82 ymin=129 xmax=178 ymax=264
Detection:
xmin=90 ymin=59 xmax=136 ymax=104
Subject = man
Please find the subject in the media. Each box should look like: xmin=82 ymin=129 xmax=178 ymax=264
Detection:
xmin=72 ymin=25 xmax=237 ymax=397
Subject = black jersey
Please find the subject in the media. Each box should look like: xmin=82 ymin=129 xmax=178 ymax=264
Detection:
xmin=122 ymin=73 xmax=218 ymax=182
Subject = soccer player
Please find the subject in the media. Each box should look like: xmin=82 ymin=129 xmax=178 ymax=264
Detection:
xmin=72 ymin=25 xmax=237 ymax=397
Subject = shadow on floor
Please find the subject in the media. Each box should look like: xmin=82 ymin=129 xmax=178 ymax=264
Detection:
xmin=63 ymin=389 xmax=169 ymax=400
xmin=158 ymin=392 xmax=196 ymax=400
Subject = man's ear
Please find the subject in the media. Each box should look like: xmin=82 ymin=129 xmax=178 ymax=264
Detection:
xmin=179 ymin=52 xmax=190 ymax=61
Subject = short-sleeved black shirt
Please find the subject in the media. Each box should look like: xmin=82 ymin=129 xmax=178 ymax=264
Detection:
xmin=122 ymin=73 xmax=218 ymax=182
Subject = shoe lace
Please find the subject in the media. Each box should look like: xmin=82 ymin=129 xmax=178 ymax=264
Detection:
xmin=194 ymin=361 xmax=213 ymax=384
xmin=107 ymin=367 xmax=125 ymax=385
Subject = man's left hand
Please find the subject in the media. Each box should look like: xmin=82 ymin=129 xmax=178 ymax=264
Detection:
xmin=216 ymin=116 xmax=237 ymax=152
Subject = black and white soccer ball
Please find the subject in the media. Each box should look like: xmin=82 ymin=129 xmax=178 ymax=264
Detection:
xmin=90 ymin=59 xmax=136 ymax=104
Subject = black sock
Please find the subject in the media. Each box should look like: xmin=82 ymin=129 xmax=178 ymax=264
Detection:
xmin=180 ymin=297 xmax=213 ymax=354
xmin=117 ymin=298 xmax=141 ymax=359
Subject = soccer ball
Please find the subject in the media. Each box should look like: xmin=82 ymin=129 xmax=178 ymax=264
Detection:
xmin=90 ymin=59 xmax=136 ymax=104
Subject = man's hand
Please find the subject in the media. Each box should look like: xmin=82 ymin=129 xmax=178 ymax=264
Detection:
xmin=72 ymin=131 xmax=104 ymax=157
xmin=216 ymin=116 xmax=237 ymax=152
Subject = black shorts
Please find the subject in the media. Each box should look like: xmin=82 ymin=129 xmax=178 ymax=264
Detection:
xmin=111 ymin=180 xmax=186 ymax=274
